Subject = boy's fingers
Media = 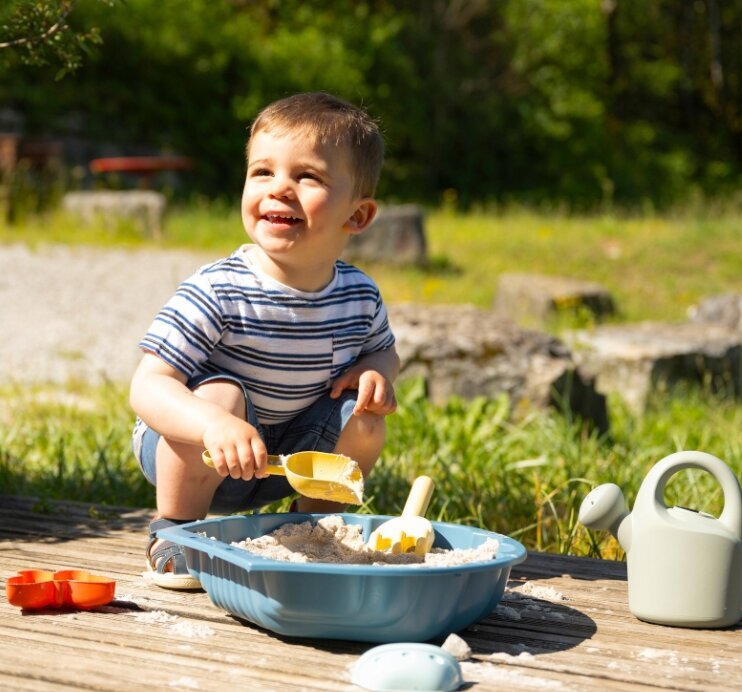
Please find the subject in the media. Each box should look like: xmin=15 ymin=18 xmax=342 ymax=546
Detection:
xmin=330 ymin=373 xmax=350 ymax=398
xmin=206 ymin=448 xmax=227 ymax=475
xmin=224 ymin=448 xmax=245 ymax=480
xmin=373 ymin=391 xmax=396 ymax=415
xmin=251 ymin=439 xmax=269 ymax=478
xmin=236 ymin=440 xmax=253 ymax=474
xmin=354 ymin=379 xmax=374 ymax=414
xmin=238 ymin=451 xmax=255 ymax=481
xmin=374 ymin=385 xmax=387 ymax=406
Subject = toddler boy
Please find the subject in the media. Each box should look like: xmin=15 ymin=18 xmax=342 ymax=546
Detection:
xmin=129 ymin=92 xmax=399 ymax=588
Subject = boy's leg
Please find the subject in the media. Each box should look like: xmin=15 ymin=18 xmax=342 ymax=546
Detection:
xmin=146 ymin=379 xmax=246 ymax=584
xmin=296 ymin=409 xmax=386 ymax=514
xmin=154 ymin=378 xmax=245 ymax=520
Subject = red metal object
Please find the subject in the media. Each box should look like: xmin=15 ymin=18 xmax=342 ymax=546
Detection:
xmin=89 ymin=156 xmax=193 ymax=175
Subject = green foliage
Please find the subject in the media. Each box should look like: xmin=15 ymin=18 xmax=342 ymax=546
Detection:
xmin=0 ymin=0 xmax=114 ymax=78
xmin=2 ymin=378 xmax=739 ymax=559
xmin=0 ymin=382 xmax=150 ymax=506
xmin=4 ymin=157 xmax=66 ymax=222
xmin=1 ymin=0 xmax=738 ymax=208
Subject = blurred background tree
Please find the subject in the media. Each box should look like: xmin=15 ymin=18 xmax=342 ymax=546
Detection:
xmin=0 ymin=0 xmax=739 ymax=209
xmin=0 ymin=0 xmax=116 ymax=77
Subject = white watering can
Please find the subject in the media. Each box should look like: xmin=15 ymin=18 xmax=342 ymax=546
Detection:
xmin=579 ymin=451 xmax=742 ymax=628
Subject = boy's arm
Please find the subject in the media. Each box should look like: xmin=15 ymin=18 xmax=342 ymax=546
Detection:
xmin=329 ymin=346 xmax=400 ymax=416
xmin=130 ymin=353 xmax=219 ymax=445
xmin=129 ymin=353 xmax=267 ymax=475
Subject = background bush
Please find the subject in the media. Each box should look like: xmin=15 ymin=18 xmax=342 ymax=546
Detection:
xmin=1 ymin=0 xmax=740 ymax=210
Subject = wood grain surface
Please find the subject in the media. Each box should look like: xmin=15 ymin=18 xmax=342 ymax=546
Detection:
xmin=1 ymin=495 xmax=739 ymax=691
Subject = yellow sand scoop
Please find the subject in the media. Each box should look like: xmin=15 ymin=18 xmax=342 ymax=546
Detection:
xmin=202 ymin=450 xmax=364 ymax=505
xmin=367 ymin=476 xmax=435 ymax=556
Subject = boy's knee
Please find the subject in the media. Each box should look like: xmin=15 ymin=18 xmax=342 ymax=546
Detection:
xmin=358 ymin=410 xmax=386 ymax=437
xmin=343 ymin=410 xmax=386 ymax=449
xmin=192 ymin=379 xmax=245 ymax=418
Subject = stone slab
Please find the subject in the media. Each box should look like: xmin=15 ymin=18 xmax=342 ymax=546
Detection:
xmin=63 ymin=190 xmax=166 ymax=238
xmin=494 ymin=273 xmax=616 ymax=327
xmin=389 ymin=303 xmax=608 ymax=431
xmin=688 ymin=293 xmax=742 ymax=333
xmin=343 ymin=204 xmax=427 ymax=265
xmin=566 ymin=321 xmax=741 ymax=412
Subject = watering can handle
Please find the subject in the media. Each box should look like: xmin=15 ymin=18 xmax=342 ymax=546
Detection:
xmin=637 ymin=451 xmax=742 ymax=540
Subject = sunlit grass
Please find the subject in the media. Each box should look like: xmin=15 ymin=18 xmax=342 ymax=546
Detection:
xmin=365 ymin=209 xmax=742 ymax=324
xmin=0 ymin=382 xmax=149 ymax=508
xmin=1 ymin=379 xmax=739 ymax=558
xmin=2 ymin=204 xmax=740 ymax=326
xmin=1 ymin=203 xmax=740 ymax=558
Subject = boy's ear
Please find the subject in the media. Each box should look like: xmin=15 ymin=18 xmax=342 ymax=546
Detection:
xmin=344 ymin=199 xmax=378 ymax=235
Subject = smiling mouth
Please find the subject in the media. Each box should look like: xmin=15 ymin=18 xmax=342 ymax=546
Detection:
xmin=264 ymin=214 xmax=301 ymax=225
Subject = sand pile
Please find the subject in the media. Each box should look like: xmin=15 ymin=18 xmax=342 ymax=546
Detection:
xmin=232 ymin=515 xmax=499 ymax=567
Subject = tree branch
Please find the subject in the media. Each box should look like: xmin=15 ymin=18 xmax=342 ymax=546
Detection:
xmin=0 ymin=1 xmax=77 ymax=50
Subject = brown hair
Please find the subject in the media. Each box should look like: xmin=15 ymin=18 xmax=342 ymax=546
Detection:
xmin=247 ymin=92 xmax=384 ymax=197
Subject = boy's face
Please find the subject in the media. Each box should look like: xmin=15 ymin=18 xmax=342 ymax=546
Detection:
xmin=241 ymin=129 xmax=375 ymax=288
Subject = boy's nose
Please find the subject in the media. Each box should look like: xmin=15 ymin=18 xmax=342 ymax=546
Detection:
xmin=268 ymin=175 xmax=294 ymax=199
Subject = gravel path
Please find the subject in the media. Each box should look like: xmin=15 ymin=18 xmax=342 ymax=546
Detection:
xmin=0 ymin=243 xmax=219 ymax=385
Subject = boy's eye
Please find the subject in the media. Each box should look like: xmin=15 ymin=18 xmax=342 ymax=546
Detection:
xmin=298 ymin=171 xmax=320 ymax=182
xmin=250 ymin=168 xmax=272 ymax=177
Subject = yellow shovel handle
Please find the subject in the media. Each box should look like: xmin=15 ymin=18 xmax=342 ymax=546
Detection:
xmin=201 ymin=451 xmax=286 ymax=476
xmin=401 ymin=475 xmax=435 ymax=517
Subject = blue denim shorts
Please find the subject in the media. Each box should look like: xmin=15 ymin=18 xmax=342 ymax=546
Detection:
xmin=138 ymin=373 xmax=358 ymax=514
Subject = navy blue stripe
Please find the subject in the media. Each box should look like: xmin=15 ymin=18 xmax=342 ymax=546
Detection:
xmin=223 ymin=343 xmax=333 ymax=365
xmin=177 ymin=284 xmax=223 ymax=333
xmin=140 ymin=337 xmax=197 ymax=375
xmin=155 ymin=311 xmax=214 ymax=356
xmin=216 ymin=349 xmax=332 ymax=374
xmin=223 ymin=314 xmax=374 ymax=333
xmin=199 ymin=362 xmax=329 ymax=397
xmin=213 ymin=283 xmax=378 ymax=301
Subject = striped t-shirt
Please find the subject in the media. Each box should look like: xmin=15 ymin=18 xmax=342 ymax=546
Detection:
xmin=137 ymin=244 xmax=395 ymax=426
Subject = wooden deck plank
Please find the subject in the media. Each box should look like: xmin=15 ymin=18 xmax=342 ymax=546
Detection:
xmin=1 ymin=494 xmax=739 ymax=691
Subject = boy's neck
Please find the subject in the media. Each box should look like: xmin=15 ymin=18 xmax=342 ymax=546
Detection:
xmin=247 ymin=247 xmax=337 ymax=293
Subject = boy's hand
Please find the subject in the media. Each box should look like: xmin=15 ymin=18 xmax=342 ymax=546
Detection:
xmin=330 ymin=367 xmax=397 ymax=416
xmin=202 ymin=416 xmax=269 ymax=481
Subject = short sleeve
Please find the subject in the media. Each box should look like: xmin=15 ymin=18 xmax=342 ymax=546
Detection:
xmin=361 ymin=291 xmax=395 ymax=355
xmin=138 ymin=271 xmax=224 ymax=377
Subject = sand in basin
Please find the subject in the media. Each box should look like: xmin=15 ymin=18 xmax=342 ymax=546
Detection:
xmin=232 ymin=515 xmax=499 ymax=567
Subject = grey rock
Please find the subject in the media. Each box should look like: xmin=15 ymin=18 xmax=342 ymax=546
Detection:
xmin=688 ymin=293 xmax=742 ymax=332
xmin=343 ymin=204 xmax=427 ymax=265
xmin=566 ymin=322 xmax=741 ymax=413
xmin=388 ymin=304 xmax=608 ymax=431
xmin=63 ymin=190 xmax=166 ymax=239
xmin=494 ymin=273 xmax=616 ymax=327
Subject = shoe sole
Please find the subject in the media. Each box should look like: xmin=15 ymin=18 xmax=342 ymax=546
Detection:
xmin=146 ymin=561 xmax=202 ymax=590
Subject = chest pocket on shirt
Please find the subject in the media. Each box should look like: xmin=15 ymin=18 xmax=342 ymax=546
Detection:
xmin=332 ymin=328 xmax=366 ymax=378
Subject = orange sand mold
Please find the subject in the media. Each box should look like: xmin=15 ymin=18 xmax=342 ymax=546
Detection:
xmin=7 ymin=569 xmax=116 ymax=610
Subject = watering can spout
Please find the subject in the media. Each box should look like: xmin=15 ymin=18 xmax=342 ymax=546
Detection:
xmin=578 ymin=483 xmax=632 ymax=551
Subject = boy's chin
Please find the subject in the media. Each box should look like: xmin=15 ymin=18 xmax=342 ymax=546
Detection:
xmin=250 ymin=244 xmax=309 ymax=269
xmin=247 ymin=234 xmax=297 ymax=254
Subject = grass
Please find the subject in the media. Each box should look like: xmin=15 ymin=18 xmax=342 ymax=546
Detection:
xmin=1 ymin=378 xmax=739 ymax=558
xmin=1 ymin=202 xmax=740 ymax=558
xmin=369 ymin=209 xmax=742 ymax=326
xmin=3 ymin=204 xmax=740 ymax=325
